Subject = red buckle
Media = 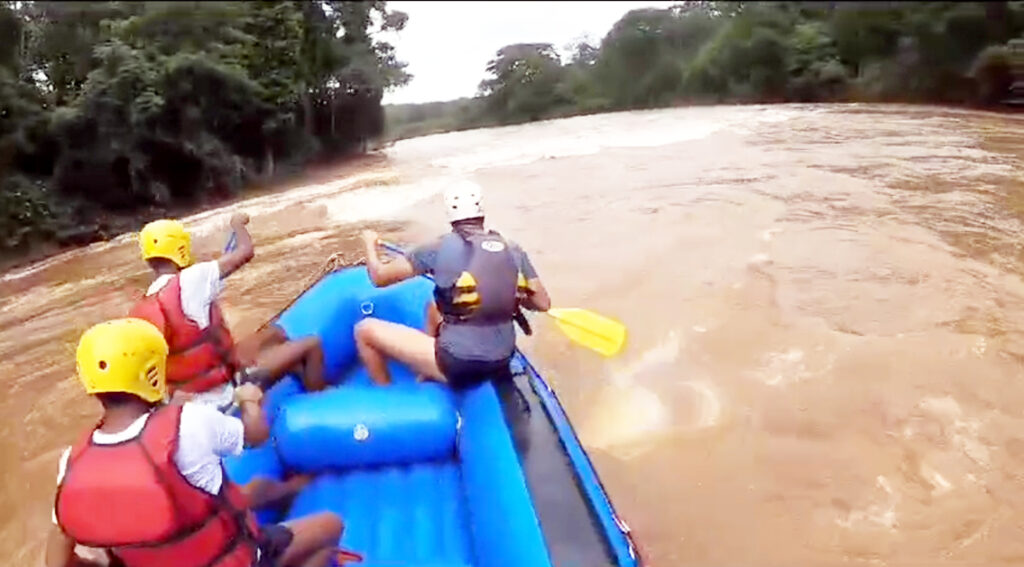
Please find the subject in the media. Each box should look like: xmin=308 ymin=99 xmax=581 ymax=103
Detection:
xmin=335 ymin=548 xmax=363 ymax=565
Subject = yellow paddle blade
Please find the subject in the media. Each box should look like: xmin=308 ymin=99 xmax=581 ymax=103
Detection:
xmin=546 ymin=307 xmax=627 ymax=357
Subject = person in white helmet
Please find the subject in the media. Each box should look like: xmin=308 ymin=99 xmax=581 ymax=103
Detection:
xmin=356 ymin=179 xmax=551 ymax=389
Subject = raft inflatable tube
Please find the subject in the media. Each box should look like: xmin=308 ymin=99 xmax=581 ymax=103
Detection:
xmin=274 ymin=267 xmax=432 ymax=383
xmin=274 ymin=385 xmax=458 ymax=472
xmin=224 ymin=265 xmax=644 ymax=567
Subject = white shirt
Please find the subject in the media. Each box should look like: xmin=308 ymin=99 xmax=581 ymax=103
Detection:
xmin=146 ymin=261 xmax=224 ymax=329
xmin=52 ymin=402 xmax=245 ymax=525
xmin=148 ymin=261 xmax=235 ymax=409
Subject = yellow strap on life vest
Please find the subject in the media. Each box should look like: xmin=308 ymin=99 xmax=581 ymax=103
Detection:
xmin=455 ymin=271 xmax=477 ymax=290
xmin=452 ymin=271 xmax=481 ymax=309
xmin=453 ymin=292 xmax=480 ymax=306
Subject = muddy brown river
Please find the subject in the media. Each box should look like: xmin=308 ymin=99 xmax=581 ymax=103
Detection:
xmin=5 ymin=104 xmax=1024 ymax=566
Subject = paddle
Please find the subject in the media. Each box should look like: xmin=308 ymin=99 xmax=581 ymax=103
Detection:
xmin=378 ymin=240 xmax=627 ymax=357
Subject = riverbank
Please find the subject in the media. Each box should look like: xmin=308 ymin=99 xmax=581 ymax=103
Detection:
xmin=387 ymin=3 xmax=1024 ymax=144
xmin=0 ymin=152 xmax=390 ymax=275
xmin=8 ymin=90 xmax=1021 ymax=274
xmin=384 ymin=93 xmax=1024 ymax=144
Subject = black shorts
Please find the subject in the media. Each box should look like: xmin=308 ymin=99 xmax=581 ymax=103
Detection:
xmin=256 ymin=523 xmax=294 ymax=567
xmin=434 ymin=344 xmax=512 ymax=390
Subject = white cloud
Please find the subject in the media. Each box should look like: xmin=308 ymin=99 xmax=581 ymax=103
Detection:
xmin=380 ymin=1 xmax=679 ymax=105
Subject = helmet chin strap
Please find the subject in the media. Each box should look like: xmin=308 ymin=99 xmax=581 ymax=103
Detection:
xmin=451 ymin=217 xmax=485 ymax=239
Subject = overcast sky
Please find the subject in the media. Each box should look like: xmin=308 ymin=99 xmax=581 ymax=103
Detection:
xmin=380 ymin=1 xmax=679 ymax=105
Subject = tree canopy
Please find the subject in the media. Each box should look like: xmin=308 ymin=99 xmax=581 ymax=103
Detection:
xmin=387 ymin=1 xmax=1024 ymax=134
xmin=1 ymin=0 xmax=409 ymax=258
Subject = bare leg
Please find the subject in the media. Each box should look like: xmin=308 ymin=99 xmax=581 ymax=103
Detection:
xmin=235 ymin=325 xmax=288 ymax=367
xmin=300 ymin=548 xmax=334 ymax=567
xmin=354 ymin=318 xmax=444 ymax=385
xmin=253 ymin=336 xmax=326 ymax=392
xmin=240 ymin=474 xmax=312 ymax=509
xmin=279 ymin=512 xmax=344 ymax=567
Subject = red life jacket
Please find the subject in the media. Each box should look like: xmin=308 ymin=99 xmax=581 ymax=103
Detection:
xmin=54 ymin=405 xmax=260 ymax=567
xmin=130 ymin=274 xmax=239 ymax=394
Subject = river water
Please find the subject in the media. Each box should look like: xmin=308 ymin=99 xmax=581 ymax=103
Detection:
xmin=5 ymin=103 xmax=1024 ymax=565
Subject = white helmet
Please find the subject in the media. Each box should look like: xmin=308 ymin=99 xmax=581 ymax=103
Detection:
xmin=443 ymin=180 xmax=484 ymax=223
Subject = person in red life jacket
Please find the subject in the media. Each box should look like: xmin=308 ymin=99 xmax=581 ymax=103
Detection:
xmin=129 ymin=214 xmax=326 ymax=412
xmin=45 ymin=318 xmax=345 ymax=567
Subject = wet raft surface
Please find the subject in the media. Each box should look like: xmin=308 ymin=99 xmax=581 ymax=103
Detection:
xmin=291 ymin=462 xmax=473 ymax=566
xmin=227 ymin=266 xmax=631 ymax=567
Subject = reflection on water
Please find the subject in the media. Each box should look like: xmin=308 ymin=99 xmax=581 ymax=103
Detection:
xmin=6 ymin=104 xmax=1024 ymax=565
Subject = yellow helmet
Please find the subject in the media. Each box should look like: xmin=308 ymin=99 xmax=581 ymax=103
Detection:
xmin=75 ymin=318 xmax=169 ymax=403
xmin=139 ymin=219 xmax=193 ymax=268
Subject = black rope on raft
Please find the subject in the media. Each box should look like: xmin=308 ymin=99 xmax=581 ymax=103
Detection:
xmin=304 ymin=251 xmax=366 ymax=288
xmin=255 ymin=251 xmax=367 ymax=333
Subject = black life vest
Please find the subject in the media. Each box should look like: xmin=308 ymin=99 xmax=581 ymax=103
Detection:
xmin=433 ymin=230 xmax=529 ymax=326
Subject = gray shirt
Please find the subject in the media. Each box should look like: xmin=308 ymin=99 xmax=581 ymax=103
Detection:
xmin=406 ymin=231 xmax=539 ymax=362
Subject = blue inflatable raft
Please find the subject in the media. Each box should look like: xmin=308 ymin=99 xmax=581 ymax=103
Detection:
xmin=223 ymin=265 xmax=643 ymax=567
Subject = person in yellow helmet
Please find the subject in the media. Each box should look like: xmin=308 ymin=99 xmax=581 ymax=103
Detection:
xmin=45 ymin=318 xmax=345 ymax=567
xmin=128 ymin=213 xmax=326 ymax=412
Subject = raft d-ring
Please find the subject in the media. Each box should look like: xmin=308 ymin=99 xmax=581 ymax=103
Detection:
xmin=353 ymin=423 xmax=369 ymax=441
xmin=360 ymin=301 xmax=374 ymax=316
xmin=454 ymin=412 xmax=463 ymax=456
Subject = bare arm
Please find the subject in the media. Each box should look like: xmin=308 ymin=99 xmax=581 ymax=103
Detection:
xmin=522 ymin=278 xmax=551 ymax=312
xmin=425 ymin=300 xmax=442 ymax=337
xmin=232 ymin=383 xmax=269 ymax=447
xmin=218 ymin=213 xmax=254 ymax=278
xmin=239 ymin=399 xmax=270 ymax=447
xmin=361 ymin=230 xmax=416 ymax=287
xmin=45 ymin=526 xmax=105 ymax=567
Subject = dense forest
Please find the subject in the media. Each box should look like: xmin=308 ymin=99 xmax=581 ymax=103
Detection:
xmin=0 ymin=1 xmax=409 ymax=260
xmin=385 ymin=1 xmax=1024 ymax=140
xmin=5 ymin=1 xmax=1024 ymax=262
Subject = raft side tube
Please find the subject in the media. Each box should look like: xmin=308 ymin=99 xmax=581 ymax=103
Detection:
xmin=274 ymin=267 xmax=434 ymax=384
xmin=458 ymin=382 xmax=553 ymax=567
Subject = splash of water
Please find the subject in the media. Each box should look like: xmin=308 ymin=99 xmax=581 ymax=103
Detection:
xmin=582 ymin=330 xmax=723 ymax=460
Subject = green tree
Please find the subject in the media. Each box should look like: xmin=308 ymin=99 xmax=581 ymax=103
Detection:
xmin=971 ymin=44 xmax=1014 ymax=104
xmin=593 ymin=7 xmax=720 ymax=107
xmin=21 ymin=1 xmax=140 ymax=104
xmin=478 ymin=43 xmax=569 ymax=122
xmin=306 ymin=1 xmax=410 ymax=152
xmin=788 ymin=21 xmax=848 ymax=101
xmin=1 ymin=0 xmax=410 ymax=258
